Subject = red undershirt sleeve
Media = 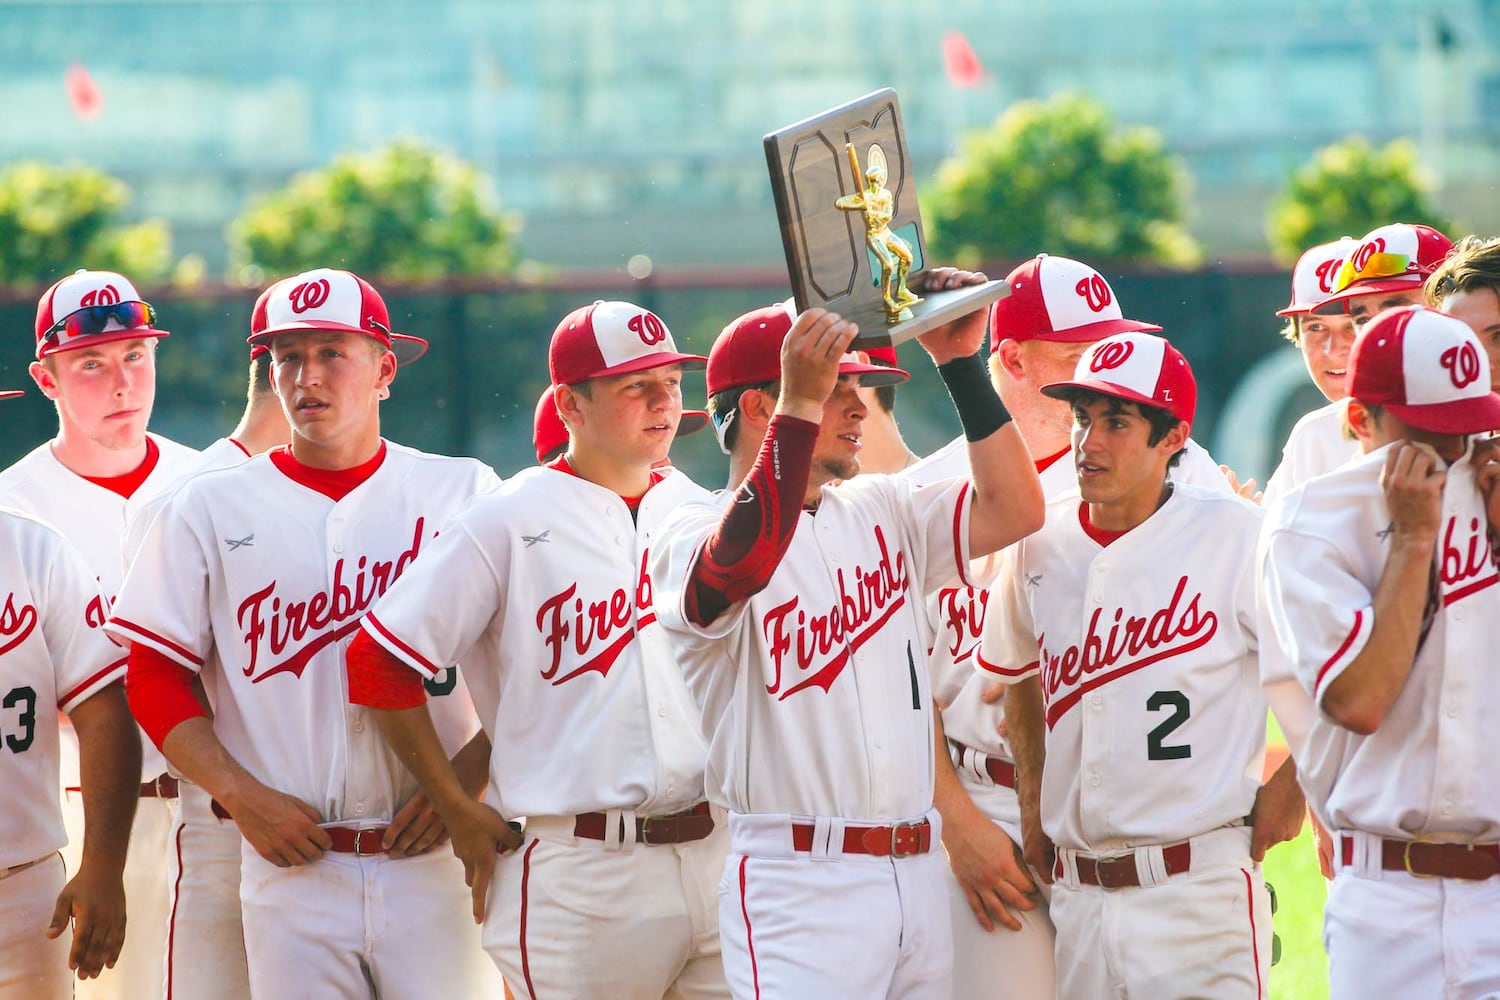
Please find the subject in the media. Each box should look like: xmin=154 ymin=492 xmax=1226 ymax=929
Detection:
xmin=686 ymin=413 xmax=817 ymax=627
xmin=127 ymin=644 xmax=210 ymax=751
xmin=347 ymin=628 xmax=428 ymax=711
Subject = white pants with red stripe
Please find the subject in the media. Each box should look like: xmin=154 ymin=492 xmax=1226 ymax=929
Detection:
xmin=944 ymin=775 xmax=1056 ymax=1000
xmin=240 ymin=838 xmax=500 ymax=1000
xmin=1326 ymin=831 xmax=1500 ymax=1000
xmin=720 ymin=810 xmax=952 ymax=1000
xmin=61 ymin=788 xmax=175 ymax=1000
xmin=164 ymin=782 xmax=249 ymax=1000
xmin=484 ymin=813 xmax=730 ymax=1000
xmin=1050 ymin=826 xmax=1270 ymax=1000
xmin=0 ymin=853 xmax=70 ymax=1000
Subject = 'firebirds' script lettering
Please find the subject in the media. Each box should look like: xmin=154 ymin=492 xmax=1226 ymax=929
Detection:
xmin=1440 ymin=515 xmax=1500 ymax=605
xmin=1039 ymin=575 xmax=1217 ymax=728
xmin=535 ymin=549 xmax=655 ymax=686
xmin=763 ymin=525 xmax=910 ymax=700
xmin=0 ymin=593 xmax=38 ymax=656
xmin=238 ymin=519 xmax=426 ymax=683
xmin=938 ymin=585 xmax=988 ymax=662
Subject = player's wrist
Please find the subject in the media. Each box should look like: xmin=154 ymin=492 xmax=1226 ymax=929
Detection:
xmin=937 ymin=350 xmax=1012 ymax=442
xmin=773 ymin=395 xmax=825 ymax=423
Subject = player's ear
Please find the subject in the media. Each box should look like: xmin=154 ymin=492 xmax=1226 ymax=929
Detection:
xmin=992 ymin=339 xmax=1025 ymax=381
xmin=554 ymin=383 xmax=584 ymax=430
xmin=27 ymin=360 xmax=59 ymax=400
xmin=1160 ymin=418 xmax=1190 ymax=455
xmin=1345 ymin=399 xmax=1375 ymax=442
xmin=376 ymin=347 xmax=397 ymax=390
xmin=737 ymin=386 xmax=776 ymax=430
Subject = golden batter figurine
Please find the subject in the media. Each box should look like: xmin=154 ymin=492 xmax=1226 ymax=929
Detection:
xmin=836 ymin=141 xmax=922 ymax=321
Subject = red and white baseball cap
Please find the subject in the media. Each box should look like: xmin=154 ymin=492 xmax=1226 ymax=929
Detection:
xmin=1041 ymin=331 xmax=1197 ymax=426
xmin=989 ymin=254 xmax=1161 ymax=348
xmin=549 ymin=301 xmax=705 ymax=386
xmin=1348 ymin=306 xmax=1500 ymax=435
xmin=34 ymin=269 xmax=169 ymax=359
xmin=248 ymin=268 xmax=429 ymax=365
xmin=1277 ymin=237 xmax=1358 ymax=316
xmin=531 ymin=384 xmax=709 ymax=463
xmin=705 ymin=303 xmax=909 ymax=397
xmin=1313 ymin=224 xmax=1453 ymax=314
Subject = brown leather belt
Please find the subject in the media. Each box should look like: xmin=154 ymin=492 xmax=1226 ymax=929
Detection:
xmin=573 ymin=803 xmax=714 ymax=846
xmin=140 ymin=774 xmax=180 ymax=799
xmin=1059 ymin=841 xmax=1193 ymax=889
xmin=790 ymin=819 xmax=933 ymax=858
xmin=1341 ymin=835 xmax=1500 ymax=881
xmin=948 ymin=738 xmax=1016 ymax=789
xmin=325 ymin=826 xmax=389 ymax=856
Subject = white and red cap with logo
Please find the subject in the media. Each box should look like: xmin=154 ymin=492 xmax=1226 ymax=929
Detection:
xmin=33 ymin=269 xmax=169 ymax=359
xmin=704 ymin=302 xmax=908 ymax=397
xmin=1348 ymin=306 xmax=1500 ymax=435
xmin=1313 ymin=223 xmax=1454 ymax=313
xmin=989 ymin=254 xmax=1161 ymax=348
xmin=549 ymin=300 xmax=706 ymax=386
xmin=248 ymin=268 xmax=428 ymax=365
xmin=1278 ymin=237 xmax=1358 ymax=316
xmin=532 ymin=384 xmax=709 ymax=464
xmin=1041 ymin=331 xmax=1197 ymax=426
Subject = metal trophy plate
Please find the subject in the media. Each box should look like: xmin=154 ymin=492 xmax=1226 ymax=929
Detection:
xmin=764 ymin=88 xmax=1008 ymax=350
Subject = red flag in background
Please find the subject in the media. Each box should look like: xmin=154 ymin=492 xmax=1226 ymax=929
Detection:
xmin=942 ymin=31 xmax=985 ymax=89
xmin=66 ymin=64 xmax=103 ymax=119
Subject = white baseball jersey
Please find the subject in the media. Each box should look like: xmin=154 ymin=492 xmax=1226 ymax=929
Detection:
xmin=0 ymin=433 xmax=200 ymax=783
xmin=1261 ymin=398 xmax=1360 ymax=511
xmin=107 ymin=442 xmax=499 ymax=823
xmin=979 ymin=484 xmax=1267 ymax=850
xmin=360 ymin=466 xmax=712 ymax=820
xmin=1259 ymin=441 xmax=1500 ymax=840
xmin=653 ymin=473 xmax=973 ymax=822
xmin=0 ymin=508 xmax=122 ymax=868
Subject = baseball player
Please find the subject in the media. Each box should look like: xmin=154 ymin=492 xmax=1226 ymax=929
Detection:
xmin=348 ymin=300 xmax=730 ymax=1000
xmin=649 ymin=277 xmax=1046 ymax=1000
xmin=0 ymin=490 xmax=141 ymax=999
xmin=107 ymin=267 xmax=503 ymax=1000
xmin=0 ymin=268 xmax=201 ymax=1000
xmin=980 ymin=331 xmax=1302 ymax=999
xmin=1257 ymin=306 xmax=1500 ymax=999
xmin=532 ymin=382 xmax=708 ymax=464
xmin=1427 ymin=234 xmax=1500 ymax=388
xmin=1313 ymin=222 xmax=1454 ymax=326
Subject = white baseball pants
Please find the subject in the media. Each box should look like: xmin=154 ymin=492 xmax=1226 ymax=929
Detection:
xmin=0 ymin=853 xmax=70 ymax=1000
xmin=163 ymin=782 xmax=249 ymax=1000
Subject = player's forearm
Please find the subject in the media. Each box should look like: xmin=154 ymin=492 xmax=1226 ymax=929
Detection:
xmin=1005 ymin=677 xmax=1047 ymax=822
xmin=369 ymin=705 xmax=474 ymax=816
xmin=1321 ymin=534 xmax=1435 ymax=734
xmin=932 ymin=711 xmax=984 ymax=830
xmin=450 ymin=729 xmax=493 ymax=801
xmin=160 ymin=716 xmax=266 ymax=813
xmin=69 ymin=685 xmax=141 ymax=876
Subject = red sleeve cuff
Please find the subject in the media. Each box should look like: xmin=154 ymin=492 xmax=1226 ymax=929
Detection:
xmin=347 ymin=629 xmax=428 ymax=711
xmin=127 ymin=644 xmax=210 ymax=751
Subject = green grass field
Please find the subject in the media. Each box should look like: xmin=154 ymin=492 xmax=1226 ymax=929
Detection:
xmin=1263 ymin=714 xmax=1329 ymax=1000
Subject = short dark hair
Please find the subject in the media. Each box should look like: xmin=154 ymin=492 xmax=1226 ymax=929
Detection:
xmin=1427 ymin=234 xmax=1500 ymax=305
xmin=707 ymin=381 xmax=777 ymax=451
xmin=1061 ymin=389 xmax=1186 ymax=469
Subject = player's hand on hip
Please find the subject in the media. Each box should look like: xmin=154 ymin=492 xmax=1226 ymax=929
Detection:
xmin=445 ymin=798 xmax=523 ymax=924
xmin=1380 ymin=441 xmax=1447 ymax=544
xmin=941 ymin=807 xmax=1037 ymax=932
xmin=1020 ymin=809 xmax=1055 ymax=886
xmin=229 ymin=782 xmax=332 ymax=867
xmin=47 ymin=862 xmax=126 ymax=979
xmin=1249 ymin=765 xmax=1307 ymax=862
xmin=384 ymin=789 xmax=448 ymax=858
xmin=1310 ymin=812 xmax=1336 ymax=881
xmin=914 ymin=267 xmax=990 ymax=364
xmin=777 ymin=308 xmax=859 ymax=418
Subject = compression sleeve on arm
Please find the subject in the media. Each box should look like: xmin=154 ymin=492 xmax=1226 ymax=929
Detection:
xmin=347 ymin=628 xmax=428 ymax=711
xmin=127 ymin=644 xmax=210 ymax=751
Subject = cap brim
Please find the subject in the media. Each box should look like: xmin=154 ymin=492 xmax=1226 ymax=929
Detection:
xmin=676 ymin=410 xmax=709 ymax=437
xmin=1311 ymin=277 xmax=1425 ymax=315
xmin=390 ymin=334 xmax=428 ymax=366
xmin=840 ymin=360 xmax=910 ymax=386
xmin=249 ymin=324 xmax=428 ymax=365
xmin=1385 ymin=395 xmax=1500 ymax=436
xmin=1025 ymin=317 xmax=1162 ymax=344
xmin=585 ymin=352 xmax=708 ymax=380
xmin=39 ymin=327 xmax=169 ymax=358
xmin=1275 ymin=304 xmax=1312 ymax=317
xmin=0 ymin=390 xmax=24 ymax=400
xmin=1041 ymin=377 xmax=1164 ymax=415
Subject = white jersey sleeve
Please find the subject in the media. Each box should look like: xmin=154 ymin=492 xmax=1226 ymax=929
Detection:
xmin=110 ymin=489 xmax=216 ymax=671
xmin=976 ymin=545 xmax=1040 ymax=684
xmin=1262 ymin=399 xmax=1360 ymax=511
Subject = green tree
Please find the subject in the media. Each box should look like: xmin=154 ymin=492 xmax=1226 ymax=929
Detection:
xmin=1266 ymin=137 xmax=1454 ymax=263
xmin=0 ymin=162 xmax=171 ymax=288
xmin=230 ymin=139 xmax=520 ymax=283
xmin=926 ymin=93 xmax=1199 ymax=268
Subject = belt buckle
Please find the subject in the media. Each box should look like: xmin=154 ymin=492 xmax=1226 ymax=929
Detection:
xmin=888 ymin=821 xmax=923 ymax=858
xmin=639 ymin=816 xmax=668 ymax=846
xmin=354 ymin=830 xmax=383 ymax=858
xmin=1089 ymin=853 xmax=1127 ymax=889
xmin=1402 ymin=839 xmax=1438 ymax=879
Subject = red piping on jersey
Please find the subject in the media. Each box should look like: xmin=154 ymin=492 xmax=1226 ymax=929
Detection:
xmin=268 ymin=441 xmax=387 ymax=502
xmin=1314 ymin=610 xmax=1364 ymax=696
xmin=1242 ymin=868 xmax=1264 ymax=1000
xmin=109 ymin=618 xmax=205 ymax=667
xmin=1445 ymin=571 xmax=1499 ymax=606
xmin=227 ymin=438 xmax=251 ymax=458
xmin=519 ymin=839 xmax=539 ymax=999
xmin=345 ymin=629 xmax=426 ymax=711
xmin=361 ymin=613 xmax=442 ymax=676
xmin=81 ymin=437 xmax=160 ymax=499
xmin=976 ymin=652 xmax=1036 ymax=679
xmin=58 ymin=656 xmax=126 ymax=710
xmin=126 ymin=644 xmax=210 ymax=750
xmin=951 ymin=481 xmax=973 ymax=588
xmin=739 ymin=856 xmax=761 ymax=1000
xmin=166 ymin=821 xmax=186 ymax=1000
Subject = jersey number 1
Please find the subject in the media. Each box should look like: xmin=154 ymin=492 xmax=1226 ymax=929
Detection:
xmin=1146 ymin=690 xmax=1190 ymax=760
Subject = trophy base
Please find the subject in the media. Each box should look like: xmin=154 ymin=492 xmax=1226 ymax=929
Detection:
xmin=847 ymin=279 xmax=1010 ymax=351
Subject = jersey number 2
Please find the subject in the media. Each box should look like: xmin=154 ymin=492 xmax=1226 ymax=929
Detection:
xmin=1146 ymin=690 xmax=1190 ymax=760
xmin=2 ymin=686 xmax=36 ymax=753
